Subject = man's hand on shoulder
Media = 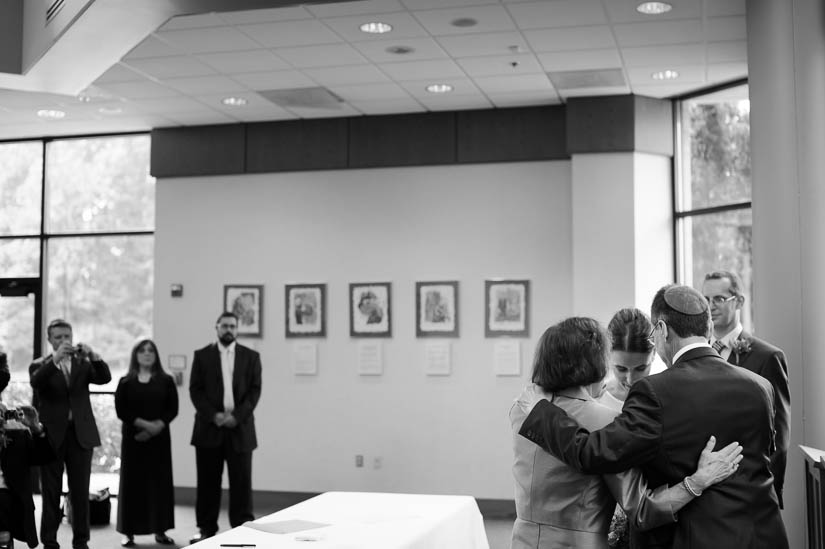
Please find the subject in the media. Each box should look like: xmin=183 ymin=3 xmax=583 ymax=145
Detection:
xmin=515 ymin=384 xmax=549 ymax=415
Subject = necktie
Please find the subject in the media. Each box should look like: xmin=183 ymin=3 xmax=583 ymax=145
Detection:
xmin=712 ymin=340 xmax=726 ymax=353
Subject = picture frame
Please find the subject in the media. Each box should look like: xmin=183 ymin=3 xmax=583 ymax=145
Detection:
xmin=285 ymin=284 xmax=326 ymax=338
xmin=415 ymin=281 xmax=459 ymax=337
xmin=224 ymin=284 xmax=263 ymax=337
xmin=485 ymin=279 xmax=530 ymax=337
xmin=349 ymin=282 xmax=391 ymax=337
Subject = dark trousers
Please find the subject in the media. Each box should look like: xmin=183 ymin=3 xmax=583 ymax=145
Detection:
xmin=40 ymin=423 xmax=93 ymax=549
xmin=194 ymin=433 xmax=253 ymax=534
xmin=0 ymin=488 xmax=12 ymax=532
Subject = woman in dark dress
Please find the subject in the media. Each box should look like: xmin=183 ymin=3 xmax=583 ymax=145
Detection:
xmin=115 ymin=339 xmax=178 ymax=547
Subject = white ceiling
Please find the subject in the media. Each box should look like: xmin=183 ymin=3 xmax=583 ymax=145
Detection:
xmin=0 ymin=0 xmax=747 ymax=140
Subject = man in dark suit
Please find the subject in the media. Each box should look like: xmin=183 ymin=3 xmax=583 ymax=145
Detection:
xmin=0 ymin=403 xmax=56 ymax=548
xmin=517 ymin=284 xmax=787 ymax=549
xmin=0 ymin=348 xmax=9 ymax=393
xmin=189 ymin=312 xmax=262 ymax=544
xmin=29 ymin=319 xmax=111 ymax=549
xmin=702 ymin=270 xmax=790 ymax=508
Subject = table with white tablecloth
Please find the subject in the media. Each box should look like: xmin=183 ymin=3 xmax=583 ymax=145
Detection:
xmin=188 ymin=491 xmax=490 ymax=549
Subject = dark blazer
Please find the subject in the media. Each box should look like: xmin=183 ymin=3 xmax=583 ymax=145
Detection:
xmin=189 ymin=343 xmax=262 ymax=452
xmin=727 ymin=331 xmax=790 ymax=508
xmin=0 ymin=428 xmax=57 ymax=547
xmin=0 ymin=351 xmax=9 ymax=393
xmin=29 ymin=354 xmax=112 ymax=449
xmin=519 ymin=346 xmax=787 ymax=549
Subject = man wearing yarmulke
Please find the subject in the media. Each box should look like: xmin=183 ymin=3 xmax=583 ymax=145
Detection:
xmin=516 ymin=284 xmax=787 ymax=549
xmin=702 ymin=270 xmax=790 ymax=509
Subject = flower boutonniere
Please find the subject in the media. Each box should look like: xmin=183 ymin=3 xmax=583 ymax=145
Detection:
xmin=730 ymin=338 xmax=752 ymax=365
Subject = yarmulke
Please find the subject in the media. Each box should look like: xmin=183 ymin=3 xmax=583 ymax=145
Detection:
xmin=664 ymin=285 xmax=708 ymax=315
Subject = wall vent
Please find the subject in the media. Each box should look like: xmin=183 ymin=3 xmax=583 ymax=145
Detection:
xmin=257 ymin=87 xmax=344 ymax=110
xmin=547 ymin=68 xmax=626 ymax=90
xmin=46 ymin=0 xmax=66 ymax=24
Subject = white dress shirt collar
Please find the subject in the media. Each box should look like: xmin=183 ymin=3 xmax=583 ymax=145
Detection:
xmin=672 ymin=341 xmax=712 ymax=365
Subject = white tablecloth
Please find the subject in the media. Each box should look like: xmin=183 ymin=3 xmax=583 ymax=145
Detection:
xmin=188 ymin=491 xmax=490 ymax=549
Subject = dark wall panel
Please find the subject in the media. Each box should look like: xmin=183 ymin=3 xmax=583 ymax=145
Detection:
xmin=246 ymin=119 xmax=348 ymax=173
xmin=348 ymin=112 xmax=456 ymax=168
xmin=0 ymin=0 xmax=23 ymax=74
xmin=456 ymin=106 xmax=568 ymax=163
xmin=633 ymin=95 xmax=674 ymax=156
xmin=151 ymin=125 xmax=245 ymax=177
xmin=566 ymin=96 xmax=636 ymax=154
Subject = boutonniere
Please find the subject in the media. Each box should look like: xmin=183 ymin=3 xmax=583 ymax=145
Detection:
xmin=730 ymin=338 xmax=752 ymax=365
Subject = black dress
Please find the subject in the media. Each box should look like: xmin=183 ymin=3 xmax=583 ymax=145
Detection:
xmin=115 ymin=373 xmax=178 ymax=535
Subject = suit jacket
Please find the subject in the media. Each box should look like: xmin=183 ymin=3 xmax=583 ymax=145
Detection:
xmin=0 ymin=351 xmax=9 ymax=393
xmin=510 ymin=387 xmax=675 ymax=549
xmin=29 ymin=354 xmax=112 ymax=449
xmin=519 ymin=347 xmax=787 ymax=549
xmin=189 ymin=343 xmax=262 ymax=452
xmin=0 ymin=427 xmax=57 ymax=547
xmin=726 ymin=331 xmax=790 ymax=508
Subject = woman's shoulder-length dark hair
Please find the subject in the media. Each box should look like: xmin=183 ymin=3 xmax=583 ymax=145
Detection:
xmin=127 ymin=339 xmax=165 ymax=378
xmin=531 ymin=317 xmax=609 ymax=393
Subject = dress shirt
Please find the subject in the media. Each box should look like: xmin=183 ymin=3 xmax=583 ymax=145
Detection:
xmin=58 ymin=356 xmax=71 ymax=383
xmin=672 ymin=342 xmax=712 ymax=365
xmin=219 ymin=341 xmax=235 ymax=413
xmin=710 ymin=324 xmax=744 ymax=362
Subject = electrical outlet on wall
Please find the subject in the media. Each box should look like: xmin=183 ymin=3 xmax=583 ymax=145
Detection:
xmin=355 ymin=454 xmax=364 ymax=468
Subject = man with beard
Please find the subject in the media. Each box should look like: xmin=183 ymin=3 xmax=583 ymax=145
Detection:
xmin=188 ymin=312 xmax=262 ymax=544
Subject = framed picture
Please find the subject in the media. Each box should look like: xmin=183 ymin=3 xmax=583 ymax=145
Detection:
xmin=349 ymin=282 xmax=391 ymax=337
xmin=415 ymin=281 xmax=459 ymax=337
xmin=485 ymin=279 xmax=530 ymax=337
xmin=224 ymin=285 xmax=263 ymax=337
xmin=285 ymin=284 xmax=326 ymax=338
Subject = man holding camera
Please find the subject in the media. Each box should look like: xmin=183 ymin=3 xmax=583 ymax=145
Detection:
xmin=29 ymin=319 xmax=111 ymax=549
xmin=0 ymin=403 xmax=56 ymax=548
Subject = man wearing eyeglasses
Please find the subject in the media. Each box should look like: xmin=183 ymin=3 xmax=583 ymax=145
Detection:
xmin=702 ymin=270 xmax=790 ymax=509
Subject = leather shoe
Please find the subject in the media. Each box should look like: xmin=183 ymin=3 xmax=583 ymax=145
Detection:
xmin=120 ymin=536 xmax=135 ymax=547
xmin=154 ymin=533 xmax=175 ymax=545
xmin=189 ymin=532 xmax=215 ymax=544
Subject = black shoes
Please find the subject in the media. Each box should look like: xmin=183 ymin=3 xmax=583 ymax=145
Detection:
xmin=189 ymin=531 xmax=215 ymax=544
xmin=154 ymin=533 xmax=175 ymax=545
xmin=120 ymin=536 xmax=135 ymax=547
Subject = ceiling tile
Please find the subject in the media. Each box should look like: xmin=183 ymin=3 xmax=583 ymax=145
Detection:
xmin=708 ymin=41 xmax=747 ymax=63
xmin=399 ymin=77 xmax=483 ymax=99
xmin=194 ymin=91 xmax=288 ymax=113
xmin=621 ymin=44 xmax=705 ymax=67
xmin=413 ymin=5 xmax=516 ymax=35
xmin=231 ymin=70 xmax=318 ymax=91
xmin=486 ymin=90 xmax=560 ymax=108
xmin=380 ymin=59 xmax=466 ymax=81
xmin=523 ymin=26 xmax=615 ymax=52
xmin=330 ymin=82 xmax=413 ymax=101
xmin=538 ymin=49 xmax=622 ymax=72
xmin=159 ymin=27 xmax=261 ymax=54
xmin=707 ymin=0 xmax=746 ymax=17
xmin=507 ymin=0 xmax=608 ymax=29
xmin=627 ymin=65 xmax=705 ymax=86
xmin=218 ymin=6 xmax=313 ymax=24
xmin=630 ymin=82 xmax=699 ymax=98
xmin=417 ymin=94 xmax=492 ymax=111
xmin=402 ymin=0 xmax=498 ymax=7
xmin=123 ymin=56 xmax=215 ymax=79
xmin=124 ymin=35 xmax=181 ymax=60
xmin=162 ymin=110 xmax=236 ymax=126
xmin=93 ymin=63 xmax=146 ymax=84
xmin=353 ymin=37 xmax=449 ymax=63
xmin=238 ymin=20 xmax=343 ymax=48
xmin=559 ymin=85 xmax=631 ymax=98
xmin=131 ymin=96 xmax=215 ymax=114
xmin=226 ymin=108 xmax=298 ymax=122
xmin=707 ymin=62 xmax=748 ymax=82
xmin=348 ymin=97 xmax=425 ymax=115
xmin=286 ymin=103 xmax=363 ymax=118
xmin=277 ymin=44 xmax=368 ymax=68
xmin=97 ymin=81 xmax=179 ymax=100
xmin=436 ymin=32 xmax=528 ymax=58
xmin=323 ymin=12 xmax=429 ymax=42
xmin=602 ymin=0 xmax=702 ymax=23
xmin=159 ymin=13 xmax=226 ymax=31
xmin=457 ymin=53 xmax=543 ymax=77
xmin=706 ymin=16 xmax=747 ymax=42
xmin=195 ymin=50 xmax=291 ymax=74
xmin=307 ymin=0 xmax=405 ymax=17
xmin=303 ymin=65 xmax=390 ymax=86
xmin=162 ymin=75 xmax=247 ymax=95
xmin=614 ymin=19 xmax=703 ymax=47
xmin=472 ymin=73 xmax=553 ymax=94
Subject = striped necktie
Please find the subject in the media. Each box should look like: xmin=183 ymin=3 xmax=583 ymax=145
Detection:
xmin=712 ymin=340 xmax=726 ymax=353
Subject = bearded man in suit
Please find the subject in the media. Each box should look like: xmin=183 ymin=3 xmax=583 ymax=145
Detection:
xmin=189 ymin=312 xmax=262 ymax=544
xmin=29 ymin=319 xmax=111 ymax=549
xmin=516 ymin=284 xmax=787 ymax=549
xmin=702 ymin=270 xmax=790 ymax=508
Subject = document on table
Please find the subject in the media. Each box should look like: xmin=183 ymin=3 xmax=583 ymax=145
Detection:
xmin=242 ymin=519 xmax=329 ymax=534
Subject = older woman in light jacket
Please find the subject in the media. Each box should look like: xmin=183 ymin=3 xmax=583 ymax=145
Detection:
xmin=510 ymin=317 xmax=741 ymax=549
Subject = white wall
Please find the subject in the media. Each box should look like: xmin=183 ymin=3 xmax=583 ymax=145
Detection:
xmin=154 ymin=160 xmax=572 ymax=500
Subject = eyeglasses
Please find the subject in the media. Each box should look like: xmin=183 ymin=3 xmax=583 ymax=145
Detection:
xmin=704 ymin=294 xmax=737 ymax=306
xmin=646 ymin=324 xmax=657 ymax=343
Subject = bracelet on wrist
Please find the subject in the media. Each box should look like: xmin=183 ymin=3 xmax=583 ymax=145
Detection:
xmin=683 ymin=477 xmax=702 ymax=497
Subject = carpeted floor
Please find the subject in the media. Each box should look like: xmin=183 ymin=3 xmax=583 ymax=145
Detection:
xmin=32 ymin=495 xmax=514 ymax=549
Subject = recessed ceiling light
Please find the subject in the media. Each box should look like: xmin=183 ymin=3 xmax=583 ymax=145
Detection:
xmin=651 ymin=69 xmax=679 ymax=80
xmin=221 ymin=97 xmax=248 ymax=107
xmin=37 ymin=109 xmax=65 ymax=119
xmin=425 ymin=84 xmax=453 ymax=94
xmin=636 ymin=2 xmax=673 ymax=15
xmin=98 ymin=106 xmax=123 ymax=115
xmin=359 ymin=21 xmax=392 ymax=34
xmin=77 ymin=95 xmax=92 ymax=103
xmin=451 ymin=17 xmax=477 ymax=28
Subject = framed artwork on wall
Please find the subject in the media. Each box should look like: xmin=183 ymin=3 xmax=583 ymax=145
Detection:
xmin=285 ymin=283 xmax=326 ymax=338
xmin=349 ymin=282 xmax=391 ymax=337
xmin=485 ymin=279 xmax=530 ymax=337
xmin=415 ymin=281 xmax=459 ymax=337
xmin=224 ymin=284 xmax=263 ymax=337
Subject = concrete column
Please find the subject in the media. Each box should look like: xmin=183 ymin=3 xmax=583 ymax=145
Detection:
xmin=747 ymin=0 xmax=825 ymax=546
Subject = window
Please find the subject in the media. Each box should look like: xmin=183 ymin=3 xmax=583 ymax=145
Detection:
xmin=675 ymin=82 xmax=753 ymax=330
